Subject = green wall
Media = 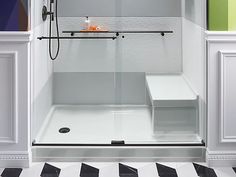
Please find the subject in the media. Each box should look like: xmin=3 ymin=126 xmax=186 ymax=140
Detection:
xmin=228 ymin=0 xmax=236 ymax=30
xmin=208 ymin=0 xmax=236 ymax=31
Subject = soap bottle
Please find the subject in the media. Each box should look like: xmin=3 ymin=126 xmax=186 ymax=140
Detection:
xmin=84 ymin=16 xmax=90 ymax=30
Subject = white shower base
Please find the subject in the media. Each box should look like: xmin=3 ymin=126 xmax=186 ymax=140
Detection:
xmin=34 ymin=105 xmax=202 ymax=145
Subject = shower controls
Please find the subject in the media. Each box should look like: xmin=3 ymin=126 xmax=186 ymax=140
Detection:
xmin=59 ymin=127 xmax=70 ymax=134
xmin=42 ymin=6 xmax=47 ymax=21
xmin=42 ymin=5 xmax=54 ymax=21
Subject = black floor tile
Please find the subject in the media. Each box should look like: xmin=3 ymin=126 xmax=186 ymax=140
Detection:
xmin=156 ymin=163 xmax=178 ymax=177
xmin=193 ymin=163 xmax=217 ymax=177
xmin=233 ymin=167 xmax=236 ymax=174
xmin=40 ymin=163 xmax=61 ymax=177
xmin=119 ymin=163 xmax=138 ymax=177
xmin=80 ymin=163 xmax=99 ymax=177
xmin=1 ymin=168 xmax=22 ymax=177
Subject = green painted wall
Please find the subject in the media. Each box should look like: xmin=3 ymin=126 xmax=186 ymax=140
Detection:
xmin=208 ymin=0 xmax=236 ymax=31
xmin=208 ymin=0 xmax=228 ymax=30
xmin=228 ymin=0 xmax=236 ymax=30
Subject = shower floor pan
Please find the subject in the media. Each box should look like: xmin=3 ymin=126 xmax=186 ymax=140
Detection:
xmin=33 ymin=105 xmax=202 ymax=145
xmin=32 ymin=105 xmax=205 ymax=162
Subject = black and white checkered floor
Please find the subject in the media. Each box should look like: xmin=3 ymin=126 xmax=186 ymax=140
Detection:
xmin=1 ymin=162 xmax=236 ymax=177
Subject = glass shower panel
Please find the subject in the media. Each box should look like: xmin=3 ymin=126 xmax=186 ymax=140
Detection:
xmin=32 ymin=0 xmax=206 ymax=146
xmin=33 ymin=0 xmax=122 ymax=145
xmin=52 ymin=40 xmax=118 ymax=144
xmin=113 ymin=0 xmax=204 ymax=145
xmin=113 ymin=4 xmax=159 ymax=144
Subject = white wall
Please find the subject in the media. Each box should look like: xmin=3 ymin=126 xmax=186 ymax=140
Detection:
xmin=58 ymin=0 xmax=182 ymax=17
xmin=182 ymin=0 xmax=206 ymax=139
xmin=185 ymin=0 xmax=206 ymax=27
xmin=52 ymin=17 xmax=182 ymax=104
xmin=54 ymin=17 xmax=182 ymax=73
xmin=31 ymin=0 xmax=53 ymax=140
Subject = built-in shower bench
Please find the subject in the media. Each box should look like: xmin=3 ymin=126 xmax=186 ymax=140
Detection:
xmin=145 ymin=74 xmax=199 ymax=135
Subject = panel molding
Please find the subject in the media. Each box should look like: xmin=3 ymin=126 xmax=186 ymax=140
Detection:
xmin=206 ymin=149 xmax=236 ymax=167
xmin=0 ymin=151 xmax=31 ymax=167
xmin=0 ymin=151 xmax=29 ymax=160
xmin=219 ymin=51 xmax=236 ymax=143
xmin=0 ymin=32 xmax=32 ymax=42
xmin=0 ymin=52 xmax=18 ymax=144
xmin=205 ymin=31 xmax=236 ymax=42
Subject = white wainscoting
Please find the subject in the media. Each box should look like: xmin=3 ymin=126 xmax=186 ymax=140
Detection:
xmin=219 ymin=51 xmax=236 ymax=143
xmin=0 ymin=52 xmax=18 ymax=144
xmin=206 ymin=31 xmax=236 ymax=167
xmin=0 ymin=32 xmax=32 ymax=167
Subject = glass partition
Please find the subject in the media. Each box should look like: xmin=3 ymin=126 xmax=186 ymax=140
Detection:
xmin=32 ymin=0 xmax=206 ymax=146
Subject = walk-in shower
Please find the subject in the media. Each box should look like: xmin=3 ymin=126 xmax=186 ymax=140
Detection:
xmin=31 ymin=0 xmax=207 ymax=160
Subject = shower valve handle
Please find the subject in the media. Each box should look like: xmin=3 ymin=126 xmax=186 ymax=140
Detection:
xmin=42 ymin=5 xmax=54 ymax=21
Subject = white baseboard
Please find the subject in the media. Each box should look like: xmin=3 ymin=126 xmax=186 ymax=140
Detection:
xmin=32 ymin=146 xmax=205 ymax=162
xmin=0 ymin=151 xmax=31 ymax=167
xmin=206 ymin=149 xmax=236 ymax=167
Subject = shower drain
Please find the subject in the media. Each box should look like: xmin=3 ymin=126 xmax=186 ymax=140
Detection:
xmin=59 ymin=127 xmax=70 ymax=133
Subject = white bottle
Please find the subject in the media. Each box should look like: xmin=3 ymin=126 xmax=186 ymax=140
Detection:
xmin=84 ymin=16 xmax=90 ymax=30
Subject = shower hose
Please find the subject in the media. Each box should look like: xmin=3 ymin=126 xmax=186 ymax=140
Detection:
xmin=49 ymin=0 xmax=60 ymax=60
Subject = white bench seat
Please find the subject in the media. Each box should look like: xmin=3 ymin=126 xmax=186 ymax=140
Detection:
xmin=146 ymin=74 xmax=198 ymax=107
xmin=145 ymin=74 xmax=199 ymax=135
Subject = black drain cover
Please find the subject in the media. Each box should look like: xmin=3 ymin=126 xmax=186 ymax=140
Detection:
xmin=59 ymin=127 xmax=70 ymax=133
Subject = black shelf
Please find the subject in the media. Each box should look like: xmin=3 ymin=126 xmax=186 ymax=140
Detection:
xmin=37 ymin=30 xmax=173 ymax=40
xmin=62 ymin=30 xmax=174 ymax=36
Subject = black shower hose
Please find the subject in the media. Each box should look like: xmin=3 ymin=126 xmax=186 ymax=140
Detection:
xmin=49 ymin=0 xmax=60 ymax=60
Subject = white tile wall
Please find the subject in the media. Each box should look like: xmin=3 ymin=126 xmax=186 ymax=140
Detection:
xmin=58 ymin=0 xmax=182 ymax=17
xmin=53 ymin=17 xmax=182 ymax=73
xmin=53 ymin=72 xmax=147 ymax=104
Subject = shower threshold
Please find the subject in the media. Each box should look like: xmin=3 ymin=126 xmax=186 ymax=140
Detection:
xmin=33 ymin=105 xmax=203 ymax=146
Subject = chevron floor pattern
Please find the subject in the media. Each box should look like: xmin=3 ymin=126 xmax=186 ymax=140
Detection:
xmin=1 ymin=162 xmax=236 ymax=177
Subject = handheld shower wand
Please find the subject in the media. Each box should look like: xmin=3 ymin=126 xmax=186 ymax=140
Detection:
xmin=42 ymin=0 xmax=60 ymax=60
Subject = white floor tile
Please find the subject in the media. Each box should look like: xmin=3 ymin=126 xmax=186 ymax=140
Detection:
xmin=0 ymin=168 xmax=4 ymax=175
xmin=214 ymin=167 xmax=236 ymax=177
xmin=58 ymin=163 xmax=81 ymax=177
xmin=20 ymin=163 xmax=44 ymax=177
xmin=100 ymin=163 xmax=119 ymax=177
xmin=176 ymin=163 xmax=198 ymax=177
xmin=138 ymin=163 xmax=159 ymax=177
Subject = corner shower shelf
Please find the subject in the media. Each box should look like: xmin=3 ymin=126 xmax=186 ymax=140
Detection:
xmin=62 ymin=30 xmax=174 ymax=36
